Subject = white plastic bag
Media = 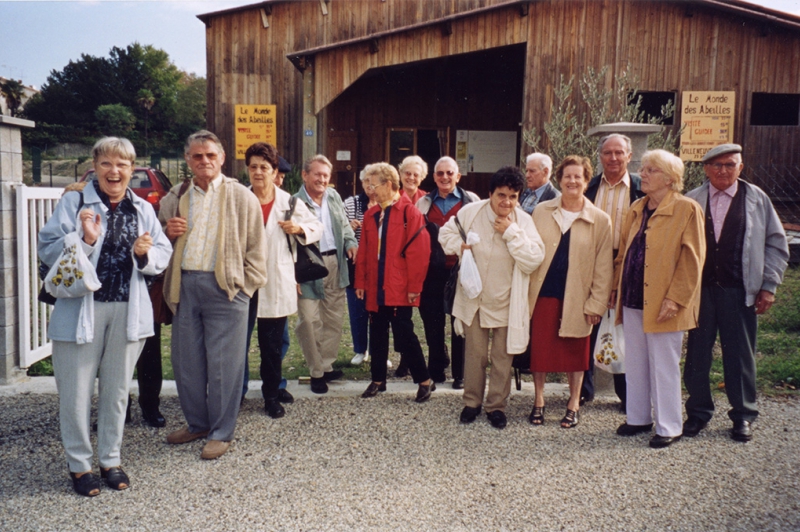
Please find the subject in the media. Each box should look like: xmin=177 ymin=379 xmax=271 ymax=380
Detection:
xmin=459 ymin=231 xmax=482 ymax=299
xmin=44 ymin=232 xmax=101 ymax=299
xmin=593 ymin=309 xmax=625 ymax=374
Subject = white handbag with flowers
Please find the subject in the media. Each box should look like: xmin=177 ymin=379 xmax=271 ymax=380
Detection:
xmin=44 ymin=231 xmax=101 ymax=299
xmin=593 ymin=309 xmax=625 ymax=374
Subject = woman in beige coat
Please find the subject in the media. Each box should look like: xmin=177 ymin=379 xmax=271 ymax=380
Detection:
xmin=613 ymin=149 xmax=705 ymax=448
xmin=529 ymin=155 xmax=614 ymax=428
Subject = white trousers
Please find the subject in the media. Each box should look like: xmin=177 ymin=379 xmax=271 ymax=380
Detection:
xmin=52 ymin=302 xmax=144 ymax=473
xmin=622 ymin=307 xmax=684 ymax=438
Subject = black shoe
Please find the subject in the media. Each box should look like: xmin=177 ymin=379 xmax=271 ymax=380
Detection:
xmin=682 ymin=416 xmax=708 ymax=438
xmin=323 ymin=370 xmax=344 ymax=382
xmin=361 ymin=381 xmax=386 ymax=398
xmin=579 ymin=395 xmax=594 ymax=406
xmin=394 ymin=363 xmax=410 ymax=378
xmin=616 ymin=423 xmax=653 ymax=436
xmin=264 ymin=399 xmax=285 ymax=419
xmin=141 ymin=407 xmax=166 ymax=428
xmin=487 ymin=410 xmax=507 ymax=429
xmin=649 ymin=434 xmax=681 ymax=448
xmin=731 ymin=420 xmax=753 ymax=442
xmin=276 ymin=389 xmax=294 ymax=404
xmin=70 ymin=472 xmax=101 ymax=497
xmin=100 ymin=466 xmax=130 ymax=490
xmin=310 ymin=377 xmax=328 ymax=394
xmin=460 ymin=406 xmax=481 ymax=423
xmin=452 ymin=378 xmax=464 ymax=390
xmin=415 ymin=381 xmax=436 ymax=403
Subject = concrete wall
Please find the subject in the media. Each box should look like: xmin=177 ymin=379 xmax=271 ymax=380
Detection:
xmin=0 ymin=115 xmax=34 ymax=384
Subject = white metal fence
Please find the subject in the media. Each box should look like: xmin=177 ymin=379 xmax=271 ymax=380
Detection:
xmin=16 ymin=185 xmax=63 ymax=368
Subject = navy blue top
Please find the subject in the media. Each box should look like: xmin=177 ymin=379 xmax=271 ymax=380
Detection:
xmin=539 ymin=229 xmax=571 ymax=300
xmin=621 ymin=204 xmax=655 ymax=310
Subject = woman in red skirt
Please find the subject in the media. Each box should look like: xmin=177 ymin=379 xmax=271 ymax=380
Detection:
xmin=528 ymin=155 xmax=614 ymax=428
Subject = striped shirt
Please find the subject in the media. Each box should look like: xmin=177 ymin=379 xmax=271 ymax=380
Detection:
xmin=593 ymin=172 xmax=631 ymax=250
xmin=182 ymin=175 xmax=223 ymax=271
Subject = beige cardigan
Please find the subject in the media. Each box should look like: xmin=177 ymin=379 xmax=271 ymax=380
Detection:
xmin=163 ymin=176 xmax=267 ymax=312
xmin=530 ymin=197 xmax=614 ymax=338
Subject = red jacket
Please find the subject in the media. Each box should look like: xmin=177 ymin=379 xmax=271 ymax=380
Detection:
xmin=354 ymin=194 xmax=430 ymax=312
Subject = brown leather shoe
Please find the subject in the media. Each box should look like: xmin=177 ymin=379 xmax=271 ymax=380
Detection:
xmin=166 ymin=426 xmax=209 ymax=445
xmin=201 ymin=440 xmax=231 ymax=460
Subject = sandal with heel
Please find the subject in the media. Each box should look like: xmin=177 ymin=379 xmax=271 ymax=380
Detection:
xmin=560 ymin=408 xmax=579 ymax=429
xmin=70 ymin=471 xmax=101 ymax=497
xmin=529 ymin=406 xmax=545 ymax=426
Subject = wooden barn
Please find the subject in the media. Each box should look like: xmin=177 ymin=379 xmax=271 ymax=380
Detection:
xmin=198 ymin=0 xmax=800 ymax=200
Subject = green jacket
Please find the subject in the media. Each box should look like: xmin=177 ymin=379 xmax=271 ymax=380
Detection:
xmin=294 ymin=186 xmax=357 ymax=299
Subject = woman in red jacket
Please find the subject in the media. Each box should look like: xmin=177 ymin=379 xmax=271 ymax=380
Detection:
xmin=354 ymin=162 xmax=436 ymax=402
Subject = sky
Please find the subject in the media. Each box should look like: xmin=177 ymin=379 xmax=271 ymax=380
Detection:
xmin=2 ymin=0 xmax=800 ymax=90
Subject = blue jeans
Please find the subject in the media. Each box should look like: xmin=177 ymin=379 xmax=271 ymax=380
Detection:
xmin=243 ymin=295 xmax=291 ymax=398
xmin=346 ymin=286 xmax=369 ymax=355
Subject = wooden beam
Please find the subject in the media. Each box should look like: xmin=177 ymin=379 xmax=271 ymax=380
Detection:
xmin=260 ymin=7 xmax=270 ymax=29
xmin=319 ymin=0 xmax=328 ymax=16
xmin=302 ymin=59 xmax=318 ymax=165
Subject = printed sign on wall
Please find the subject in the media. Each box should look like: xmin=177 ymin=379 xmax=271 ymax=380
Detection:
xmin=679 ymin=92 xmax=735 ymax=162
xmin=234 ymin=105 xmax=277 ymax=159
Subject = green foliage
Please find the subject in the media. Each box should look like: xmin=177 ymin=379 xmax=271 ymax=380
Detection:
xmin=282 ymin=165 xmax=303 ymax=195
xmin=21 ymin=42 xmax=203 ymax=154
xmin=0 ymin=78 xmax=25 ymax=117
xmin=95 ymin=103 xmax=136 ymax=136
xmin=27 ymin=357 xmax=53 ymax=377
xmin=523 ymin=65 xmax=682 ymax=164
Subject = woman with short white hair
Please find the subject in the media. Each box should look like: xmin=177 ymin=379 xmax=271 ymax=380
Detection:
xmin=38 ymin=137 xmax=172 ymax=495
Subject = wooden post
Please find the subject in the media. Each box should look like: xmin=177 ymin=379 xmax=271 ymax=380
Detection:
xmin=301 ymin=58 xmax=318 ymax=167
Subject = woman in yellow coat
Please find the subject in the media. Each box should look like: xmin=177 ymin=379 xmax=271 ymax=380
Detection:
xmin=613 ymin=149 xmax=705 ymax=448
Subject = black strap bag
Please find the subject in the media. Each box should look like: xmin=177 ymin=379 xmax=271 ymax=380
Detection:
xmin=287 ymin=196 xmax=329 ymax=283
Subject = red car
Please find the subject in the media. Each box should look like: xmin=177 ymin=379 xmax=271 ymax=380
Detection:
xmin=81 ymin=167 xmax=173 ymax=214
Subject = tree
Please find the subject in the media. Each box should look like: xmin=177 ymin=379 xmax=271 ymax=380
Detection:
xmin=0 ymin=79 xmax=25 ymax=117
xmin=171 ymin=73 xmax=207 ymax=145
xmin=95 ymin=104 xmax=136 ymax=136
xmin=137 ymin=89 xmax=155 ymax=156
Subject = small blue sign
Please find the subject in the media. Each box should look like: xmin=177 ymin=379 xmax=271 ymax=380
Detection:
xmin=304 ymin=129 xmax=314 ymax=137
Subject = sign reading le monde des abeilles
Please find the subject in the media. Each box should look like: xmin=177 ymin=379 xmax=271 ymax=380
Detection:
xmin=679 ymin=91 xmax=735 ymax=162
xmin=234 ymin=105 xmax=277 ymax=159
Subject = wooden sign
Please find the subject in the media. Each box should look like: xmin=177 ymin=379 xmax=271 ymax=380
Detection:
xmin=679 ymin=91 xmax=735 ymax=162
xmin=234 ymin=104 xmax=277 ymax=159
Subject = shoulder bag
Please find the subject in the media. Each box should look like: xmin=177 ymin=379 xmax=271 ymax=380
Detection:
xmin=287 ymin=196 xmax=329 ymax=283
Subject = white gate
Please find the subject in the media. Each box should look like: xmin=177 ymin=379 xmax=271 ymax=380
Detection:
xmin=16 ymin=185 xmax=64 ymax=368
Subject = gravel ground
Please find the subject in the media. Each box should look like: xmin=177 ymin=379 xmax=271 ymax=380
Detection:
xmin=1 ymin=386 xmax=799 ymax=532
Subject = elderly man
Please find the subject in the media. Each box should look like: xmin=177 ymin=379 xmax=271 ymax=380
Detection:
xmin=417 ymin=156 xmax=480 ymax=389
xmin=163 ymin=130 xmax=267 ymax=460
xmin=440 ymin=166 xmax=545 ymax=428
xmin=683 ymin=144 xmax=789 ymax=442
xmin=295 ymin=155 xmax=358 ymax=394
xmin=581 ymin=133 xmax=645 ymax=410
xmin=519 ymin=153 xmax=560 ymax=214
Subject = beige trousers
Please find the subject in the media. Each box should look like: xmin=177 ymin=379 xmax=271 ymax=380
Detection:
xmin=462 ymin=312 xmax=514 ymax=413
xmin=296 ymin=254 xmax=346 ymax=378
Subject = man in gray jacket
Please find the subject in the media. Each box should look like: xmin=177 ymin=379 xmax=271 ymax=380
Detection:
xmin=683 ymin=143 xmax=789 ymax=442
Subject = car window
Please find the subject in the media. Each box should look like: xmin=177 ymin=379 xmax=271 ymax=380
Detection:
xmin=154 ymin=169 xmax=172 ymax=189
xmin=132 ymin=170 xmax=151 ymax=189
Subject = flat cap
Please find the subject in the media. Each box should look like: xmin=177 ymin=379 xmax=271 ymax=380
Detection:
xmin=702 ymin=143 xmax=742 ymax=163
xmin=278 ymin=156 xmax=292 ymax=173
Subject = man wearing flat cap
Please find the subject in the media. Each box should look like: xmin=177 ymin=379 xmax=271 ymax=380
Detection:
xmin=683 ymin=143 xmax=789 ymax=442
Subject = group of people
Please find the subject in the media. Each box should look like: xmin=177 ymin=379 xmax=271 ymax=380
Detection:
xmin=38 ymin=129 xmax=789 ymax=498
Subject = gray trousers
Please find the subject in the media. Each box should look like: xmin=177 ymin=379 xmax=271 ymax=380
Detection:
xmin=172 ymin=271 xmax=249 ymax=441
xmin=52 ymin=302 xmax=144 ymax=473
xmin=296 ymin=254 xmax=346 ymax=378
xmin=684 ymin=285 xmax=759 ymax=423
xmin=463 ymin=313 xmax=513 ymax=413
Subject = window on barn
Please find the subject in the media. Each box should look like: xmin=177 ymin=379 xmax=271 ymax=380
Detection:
xmin=750 ymin=93 xmax=800 ymax=126
xmin=628 ymin=91 xmax=677 ymax=126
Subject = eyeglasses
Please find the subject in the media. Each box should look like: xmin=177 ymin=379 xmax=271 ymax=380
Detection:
xmin=190 ymin=152 xmax=219 ymax=161
xmin=98 ymin=161 xmax=132 ymax=171
xmin=435 ymin=170 xmax=456 ymax=177
xmin=704 ymin=162 xmax=738 ymax=171
xmin=366 ymin=181 xmax=385 ymax=191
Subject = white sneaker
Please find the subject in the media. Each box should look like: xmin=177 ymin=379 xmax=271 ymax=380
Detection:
xmin=350 ymin=353 xmax=367 ymax=365
xmin=386 ymin=359 xmax=393 ymax=369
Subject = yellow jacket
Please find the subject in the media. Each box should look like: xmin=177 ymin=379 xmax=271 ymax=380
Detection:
xmin=613 ymin=190 xmax=705 ymax=333
xmin=530 ymin=197 xmax=614 ymax=338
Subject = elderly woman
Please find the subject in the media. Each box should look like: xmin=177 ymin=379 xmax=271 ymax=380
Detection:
xmin=354 ymin=162 xmax=435 ymax=401
xmin=246 ymin=142 xmax=322 ymax=418
xmin=343 ymin=171 xmax=378 ymax=366
xmin=614 ymin=149 xmax=705 ymax=448
xmin=529 ymin=155 xmax=613 ymax=429
xmin=398 ymin=155 xmax=428 ymax=204
xmin=38 ymin=137 xmax=172 ymax=496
